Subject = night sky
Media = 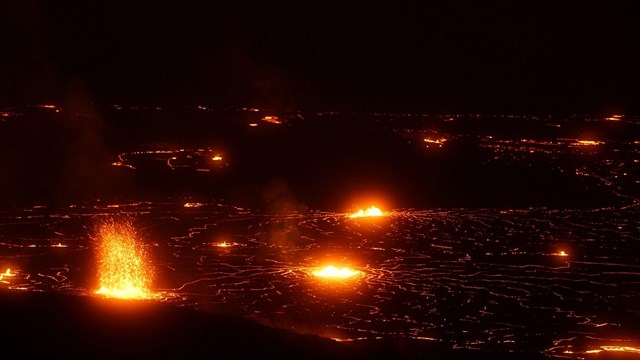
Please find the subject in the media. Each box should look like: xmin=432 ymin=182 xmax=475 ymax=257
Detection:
xmin=1 ymin=1 xmax=638 ymax=113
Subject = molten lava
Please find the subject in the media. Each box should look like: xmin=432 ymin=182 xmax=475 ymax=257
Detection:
xmin=183 ymin=202 xmax=204 ymax=208
xmin=0 ymin=268 xmax=15 ymax=282
xmin=312 ymin=265 xmax=361 ymax=279
xmin=94 ymin=219 xmax=156 ymax=300
xmin=590 ymin=346 xmax=640 ymax=354
xmin=565 ymin=345 xmax=640 ymax=355
xmin=573 ymin=140 xmax=604 ymax=146
xmin=261 ymin=115 xmax=282 ymax=124
xmin=348 ymin=206 xmax=384 ymax=218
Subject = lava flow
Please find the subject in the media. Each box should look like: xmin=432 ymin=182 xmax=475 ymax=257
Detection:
xmin=94 ymin=219 xmax=157 ymax=300
xmin=348 ymin=206 xmax=384 ymax=218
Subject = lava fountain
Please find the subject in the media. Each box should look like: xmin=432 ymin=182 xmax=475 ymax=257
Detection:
xmin=94 ymin=219 xmax=156 ymax=300
xmin=312 ymin=265 xmax=361 ymax=279
xmin=348 ymin=206 xmax=384 ymax=218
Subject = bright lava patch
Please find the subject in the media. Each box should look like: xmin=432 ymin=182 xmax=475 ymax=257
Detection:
xmin=0 ymin=268 xmax=15 ymax=283
xmin=348 ymin=206 xmax=384 ymax=218
xmin=312 ymin=265 xmax=361 ymax=279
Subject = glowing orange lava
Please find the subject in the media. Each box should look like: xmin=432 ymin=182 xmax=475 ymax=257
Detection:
xmin=94 ymin=219 xmax=156 ymax=300
xmin=312 ymin=265 xmax=361 ymax=279
xmin=423 ymin=138 xmax=448 ymax=148
xmin=348 ymin=206 xmax=384 ymax=218
xmin=211 ymin=155 xmax=223 ymax=161
xmin=592 ymin=346 xmax=640 ymax=354
xmin=261 ymin=115 xmax=282 ymax=124
xmin=0 ymin=268 xmax=15 ymax=282
xmin=183 ymin=202 xmax=204 ymax=208
xmin=573 ymin=140 xmax=605 ymax=146
xmin=215 ymin=241 xmax=230 ymax=247
xmin=565 ymin=345 xmax=640 ymax=355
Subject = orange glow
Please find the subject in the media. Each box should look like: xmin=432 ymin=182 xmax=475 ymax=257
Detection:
xmin=183 ymin=202 xmax=204 ymax=208
xmin=215 ymin=241 xmax=230 ymax=248
xmin=423 ymin=138 xmax=448 ymax=148
xmin=249 ymin=123 xmax=258 ymax=127
xmin=550 ymin=250 xmax=569 ymax=257
xmin=605 ymin=114 xmax=623 ymax=121
xmin=595 ymin=346 xmax=640 ymax=354
xmin=348 ymin=206 xmax=385 ymax=218
xmin=211 ymin=155 xmax=223 ymax=161
xmin=565 ymin=346 xmax=640 ymax=355
xmin=94 ymin=219 xmax=157 ymax=300
xmin=261 ymin=115 xmax=282 ymax=124
xmin=312 ymin=265 xmax=361 ymax=279
xmin=0 ymin=268 xmax=15 ymax=282
xmin=573 ymin=140 xmax=604 ymax=146
xmin=111 ymin=161 xmax=136 ymax=170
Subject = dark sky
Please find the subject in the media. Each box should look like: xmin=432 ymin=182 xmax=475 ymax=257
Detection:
xmin=1 ymin=1 xmax=639 ymax=113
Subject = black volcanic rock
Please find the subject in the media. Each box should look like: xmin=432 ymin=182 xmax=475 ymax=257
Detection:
xmin=0 ymin=109 xmax=623 ymax=210
xmin=0 ymin=290 xmax=557 ymax=360
xmin=0 ymin=290 xmax=355 ymax=359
